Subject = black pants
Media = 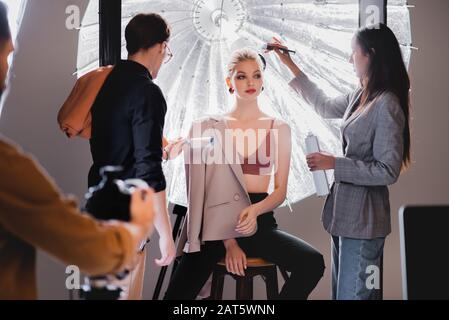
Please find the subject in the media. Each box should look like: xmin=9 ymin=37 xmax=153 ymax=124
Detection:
xmin=164 ymin=193 xmax=325 ymax=300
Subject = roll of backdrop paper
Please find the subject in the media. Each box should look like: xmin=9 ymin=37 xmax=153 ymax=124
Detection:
xmin=305 ymin=133 xmax=330 ymax=197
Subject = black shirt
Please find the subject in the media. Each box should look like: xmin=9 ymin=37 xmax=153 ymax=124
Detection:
xmin=88 ymin=60 xmax=167 ymax=192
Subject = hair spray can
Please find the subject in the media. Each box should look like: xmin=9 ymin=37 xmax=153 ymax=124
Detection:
xmin=305 ymin=133 xmax=330 ymax=197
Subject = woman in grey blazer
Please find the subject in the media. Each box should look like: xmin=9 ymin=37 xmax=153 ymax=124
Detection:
xmin=270 ymin=23 xmax=411 ymax=300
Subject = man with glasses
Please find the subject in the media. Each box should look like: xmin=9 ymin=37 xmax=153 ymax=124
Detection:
xmin=88 ymin=13 xmax=175 ymax=299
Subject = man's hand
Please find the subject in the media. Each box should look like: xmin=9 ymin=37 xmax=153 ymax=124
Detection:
xmin=163 ymin=137 xmax=186 ymax=160
xmin=151 ymin=191 xmax=176 ymax=266
xmin=155 ymin=234 xmax=176 ymax=266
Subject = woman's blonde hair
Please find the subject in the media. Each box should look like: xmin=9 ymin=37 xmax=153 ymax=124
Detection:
xmin=227 ymin=48 xmax=265 ymax=77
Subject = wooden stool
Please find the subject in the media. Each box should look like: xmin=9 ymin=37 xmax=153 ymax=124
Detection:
xmin=210 ymin=257 xmax=279 ymax=300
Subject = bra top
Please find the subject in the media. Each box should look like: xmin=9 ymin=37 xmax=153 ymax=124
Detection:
xmin=241 ymin=120 xmax=275 ymax=175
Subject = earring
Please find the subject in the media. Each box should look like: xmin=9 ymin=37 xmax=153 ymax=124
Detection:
xmin=229 ymin=88 xmax=234 ymax=94
xmin=262 ymin=86 xmax=265 ymax=92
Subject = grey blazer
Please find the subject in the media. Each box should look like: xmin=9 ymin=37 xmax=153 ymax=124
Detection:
xmin=178 ymin=116 xmax=255 ymax=254
xmin=290 ymin=73 xmax=405 ymax=239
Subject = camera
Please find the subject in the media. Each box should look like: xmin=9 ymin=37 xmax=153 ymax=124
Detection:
xmin=85 ymin=166 xmax=149 ymax=221
xmin=79 ymin=166 xmax=149 ymax=300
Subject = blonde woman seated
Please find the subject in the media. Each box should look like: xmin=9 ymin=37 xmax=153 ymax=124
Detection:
xmin=164 ymin=49 xmax=324 ymax=300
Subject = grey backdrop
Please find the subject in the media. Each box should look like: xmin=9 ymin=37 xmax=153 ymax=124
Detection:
xmin=0 ymin=0 xmax=447 ymax=299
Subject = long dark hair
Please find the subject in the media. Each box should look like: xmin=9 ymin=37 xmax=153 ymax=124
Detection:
xmin=356 ymin=23 xmax=411 ymax=169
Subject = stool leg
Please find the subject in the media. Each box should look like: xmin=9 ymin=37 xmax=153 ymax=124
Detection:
xmin=210 ymin=269 xmax=225 ymax=300
xmin=279 ymin=267 xmax=290 ymax=282
xmin=264 ymin=267 xmax=279 ymax=300
xmin=236 ymin=276 xmax=253 ymax=300
xmin=247 ymin=276 xmax=253 ymax=299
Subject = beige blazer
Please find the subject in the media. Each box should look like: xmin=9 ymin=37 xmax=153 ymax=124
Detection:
xmin=178 ymin=116 xmax=256 ymax=254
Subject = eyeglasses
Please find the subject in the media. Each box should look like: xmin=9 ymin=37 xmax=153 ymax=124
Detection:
xmin=163 ymin=43 xmax=173 ymax=64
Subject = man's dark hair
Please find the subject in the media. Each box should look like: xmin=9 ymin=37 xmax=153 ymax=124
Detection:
xmin=125 ymin=13 xmax=170 ymax=55
xmin=0 ymin=2 xmax=11 ymax=44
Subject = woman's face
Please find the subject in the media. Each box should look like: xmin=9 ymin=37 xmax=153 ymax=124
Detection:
xmin=228 ymin=59 xmax=264 ymax=100
xmin=349 ymin=36 xmax=371 ymax=80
